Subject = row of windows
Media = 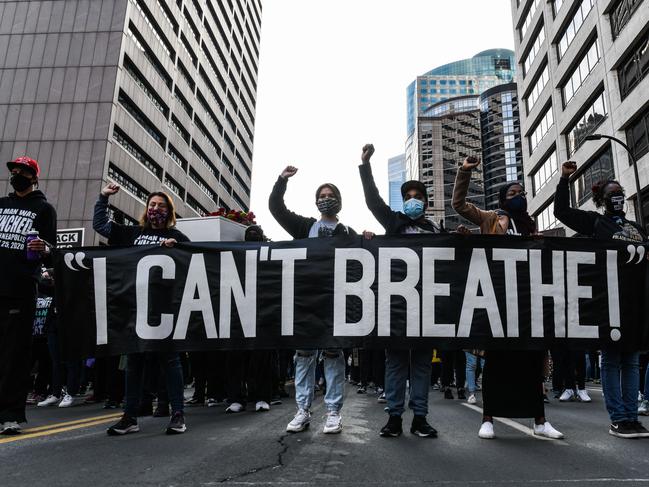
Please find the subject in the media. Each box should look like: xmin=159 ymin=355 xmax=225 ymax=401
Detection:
xmin=626 ymin=104 xmax=649 ymax=160
xmin=130 ymin=0 xmax=174 ymax=60
xmin=123 ymin=56 xmax=169 ymax=116
xmin=523 ymin=25 xmax=545 ymax=76
xmin=536 ymin=202 xmax=558 ymax=231
xmin=108 ymin=163 xmax=148 ymax=203
xmin=618 ymin=29 xmax=649 ymax=100
xmin=118 ymin=89 xmax=165 ymax=147
xmin=420 ymin=88 xmax=475 ymax=95
xmin=127 ymin=24 xmax=172 ymax=88
xmin=520 ymin=0 xmax=542 ymax=40
xmin=557 ymin=0 xmax=595 ymax=60
xmin=531 ymin=149 xmax=558 ymax=195
xmin=164 ymin=173 xmax=185 ymax=199
xmin=189 ymin=167 xmax=216 ymax=201
xmin=571 ymin=146 xmax=614 ymax=207
xmin=610 ymin=0 xmax=645 ymax=39
xmin=420 ymin=79 xmax=473 ymax=86
xmin=566 ymin=91 xmax=607 ymax=155
xmin=113 ymin=125 xmax=163 ymax=179
xmin=525 ymin=63 xmax=550 ymax=113
xmin=529 ymin=105 xmax=554 ymax=152
xmin=562 ymin=39 xmax=600 ymax=107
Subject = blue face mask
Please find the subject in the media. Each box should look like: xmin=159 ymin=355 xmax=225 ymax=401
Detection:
xmin=403 ymin=198 xmax=425 ymax=220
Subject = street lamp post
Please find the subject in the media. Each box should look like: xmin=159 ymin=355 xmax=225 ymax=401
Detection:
xmin=584 ymin=134 xmax=644 ymax=228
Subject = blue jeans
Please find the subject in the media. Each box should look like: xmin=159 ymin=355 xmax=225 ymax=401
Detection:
xmin=644 ymin=363 xmax=649 ymax=398
xmin=465 ymin=352 xmax=485 ymax=394
xmin=124 ymin=353 xmax=184 ymax=417
xmin=600 ymin=349 xmax=639 ymax=423
xmin=385 ymin=349 xmax=431 ymax=417
xmin=294 ymin=349 xmax=345 ymax=412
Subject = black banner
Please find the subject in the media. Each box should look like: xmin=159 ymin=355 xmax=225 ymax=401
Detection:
xmin=53 ymin=234 xmax=649 ymax=358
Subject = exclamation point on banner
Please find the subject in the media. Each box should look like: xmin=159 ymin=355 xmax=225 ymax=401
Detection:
xmin=606 ymin=250 xmax=621 ymax=341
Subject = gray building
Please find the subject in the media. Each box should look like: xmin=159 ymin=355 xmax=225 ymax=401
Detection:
xmin=510 ymin=0 xmax=648 ymax=232
xmin=388 ymin=153 xmax=406 ymax=212
xmin=0 ymin=0 xmax=262 ymax=244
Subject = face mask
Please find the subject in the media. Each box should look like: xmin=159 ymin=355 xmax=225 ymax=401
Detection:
xmin=605 ymin=191 xmax=625 ymax=213
xmin=10 ymin=174 xmax=33 ymax=192
xmin=505 ymin=194 xmax=527 ymax=213
xmin=403 ymin=198 xmax=425 ymax=220
xmin=316 ymin=198 xmax=341 ymax=216
xmin=147 ymin=207 xmax=169 ymax=226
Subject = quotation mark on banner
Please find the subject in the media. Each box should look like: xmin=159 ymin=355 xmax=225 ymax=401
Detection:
xmin=63 ymin=252 xmax=90 ymax=271
xmin=625 ymin=245 xmax=646 ymax=264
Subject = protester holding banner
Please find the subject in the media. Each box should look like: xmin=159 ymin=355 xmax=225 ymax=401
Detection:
xmin=269 ymin=165 xmax=353 ymax=434
xmin=358 ymin=143 xmax=439 ymax=439
xmin=554 ymin=161 xmax=649 ymax=439
xmin=0 ymin=156 xmax=57 ymax=435
xmin=453 ymin=156 xmax=564 ymax=440
xmin=93 ymin=183 xmax=190 ymax=436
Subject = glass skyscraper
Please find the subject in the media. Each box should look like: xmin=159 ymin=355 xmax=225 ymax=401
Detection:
xmin=388 ymin=154 xmax=406 ymax=212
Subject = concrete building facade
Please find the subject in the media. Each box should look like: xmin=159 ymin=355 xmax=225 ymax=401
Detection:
xmin=0 ymin=0 xmax=262 ymax=243
xmin=510 ymin=0 xmax=648 ymax=232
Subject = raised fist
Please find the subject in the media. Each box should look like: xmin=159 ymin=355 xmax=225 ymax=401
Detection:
xmin=462 ymin=156 xmax=481 ymax=171
xmin=561 ymin=161 xmax=577 ymax=177
xmin=281 ymin=166 xmax=298 ymax=179
xmin=361 ymin=144 xmax=375 ymax=164
xmin=101 ymin=183 xmax=120 ymax=197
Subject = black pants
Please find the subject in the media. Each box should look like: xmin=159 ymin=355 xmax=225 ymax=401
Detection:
xmin=440 ymin=350 xmax=466 ymax=390
xmin=360 ymin=349 xmax=386 ymax=388
xmin=0 ymin=297 xmax=36 ymax=423
xmin=190 ymin=351 xmax=224 ymax=401
xmin=552 ymin=349 xmax=586 ymax=391
xmin=226 ymin=350 xmax=273 ymax=405
xmin=31 ymin=337 xmax=51 ymax=396
xmin=93 ymin=355 xmax=124 ymax=403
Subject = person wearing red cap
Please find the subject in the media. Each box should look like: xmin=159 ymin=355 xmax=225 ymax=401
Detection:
xmin=0 ymin=156 xmax=57 ymax=435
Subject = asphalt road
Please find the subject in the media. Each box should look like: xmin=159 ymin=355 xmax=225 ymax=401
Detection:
xmin=1 ymin=383 xmax=648 ymax=486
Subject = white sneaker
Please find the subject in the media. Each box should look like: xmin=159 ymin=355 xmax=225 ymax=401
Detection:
xmin=58 ymin=394 xmax=81 ymax=408
xmin=534 ymin=421 xmax=564 ymax=439
xmin=286 ymin=409 xmax=311 ymax=432
xmin=559 ymin=389 xmax=575 ymax=402
xmin=377 ymin=392 xmax=386 ymax=403
xmin=323 ymin=411 xmax=343 ymax=434
xmin=478 ymin=421 xmax=495 ymax=439
xmin=37 ymin=395 xmax=61 ymax=407
xmin=255 ymin=401 xmax=270 ymax=412
xmin=639 ymin=391 xmax=644 ymax=402
xmin=225 ymin=402 xmax=244 ymax=413
xmin=0 ymin=421 xmax=21 ymax=435
xmin=576 ymin=389 xmax=591 ymax=402
xmin=467 ymin=393 xmax=477 ymax=405
xmin=638 ymin=400 xmax=649 ymax=415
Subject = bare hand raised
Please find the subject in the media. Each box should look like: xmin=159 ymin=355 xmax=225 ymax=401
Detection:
xmin=101 ymin=183 xmax=120 ymax=197
xmin=561 ymin=161 xmax=577 ymax=177
xmin=462 ymin=156 xmax=481 ymax=171
xmin=281 ymin=166 xmax=298 ymax=179
xmin=361 ymin=144 xmax=375 ymax=164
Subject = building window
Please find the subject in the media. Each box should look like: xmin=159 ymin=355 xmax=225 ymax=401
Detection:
xmin=535 ymin=201 xmax=559 ymax=231
xmin=173 ymin=87 xmax=193 ymax=118
xmin=529 ymin=105 xmax=554 ymax=152
xmin=164 ymin=174 xmax=185 ymax=199
xmin=626 ymin=105 xmax=649 ymax=160
xmin=610 ymin=0 xmax=645 ymax=39
xmin=525 ymin=63 xmax=550 ymax=113
xmin=186 ymin=194 xmax=208 ymax=216
xmin=108 ymin=204 xmax=137 ymax=226
xmin=118 ymin=90 xmax=165 ymax=147
xmin=557 ymin=0 xmax=595 ymax=60
xmin=520 ymin=0 xmax=542 ymax=40
xmin=112 ymin=126 xmax=162 ymax=179
xmin=127 ymin=24 xmax=172 ymax=88
xmin=189 ymin=168 xmax=216 ymax=201
xmin=191 ymin=141 xmax=220 ymax=179
xmin=167 ymin=144 xmax=188 ymax=171
xmin=566 ymin=91 xmax=607 ymax=155
xmin=523 ymin=24 xmax=545 ymax=76
xmin=123 ymin=56 xmax=169 ymax=116
xmin=129 ymin=0 xmax=175 ymax=60
xmin=570 ymin=146 xmax=615 ymax=207
xmin=107 ymin=163 xmax=149 ymax=202
xmin=553 ymin=0 xmax=565 ymax=16
xmin=170 ymin=115 xmax=190 ymax=144
xmin=562 ymin=39 xmax=600 ymax=106
xmin=531 ymin=149 xmax=558 ymax=195
xmin=617 ymin=30 xmax=649 ymax=100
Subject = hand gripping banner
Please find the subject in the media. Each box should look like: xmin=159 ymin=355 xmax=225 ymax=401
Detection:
xmin=54 ymin=234 xmax=649 ymax=358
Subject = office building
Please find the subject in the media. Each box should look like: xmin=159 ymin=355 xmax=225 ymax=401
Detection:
xmin=388 ymin=153 xmax=406 ymax=212
xmin=0 ymin=0 xmax=262 ymax=243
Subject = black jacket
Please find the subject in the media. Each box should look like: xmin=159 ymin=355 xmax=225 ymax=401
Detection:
xmin=0 ymin=190 xmax=57 ymax=298
xmin=93 ymin=194 xmax=189 ymax=246
xmin=268 ymin=176 xmax=356 ymax=239
xmin=358 ymin=163 xmax=440 ymax=236
xmin=553 ymin=177 xmax=646 ymax=242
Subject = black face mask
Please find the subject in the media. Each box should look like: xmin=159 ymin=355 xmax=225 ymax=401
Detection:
xmin=316 ymin=198 xmax=341 ymax=216
xmin=605 ymin=191 xmax=625 ymax=214
xmin=10 ymin=173 xmax=33 ymax=192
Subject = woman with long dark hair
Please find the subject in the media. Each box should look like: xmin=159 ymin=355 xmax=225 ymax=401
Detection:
xmin=93 ymin=183 xmax=189 ymax=436
xmin=452 ymin=156 xmax=564 ymax=440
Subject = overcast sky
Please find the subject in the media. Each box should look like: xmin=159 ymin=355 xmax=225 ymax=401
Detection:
xmin=249 ymin=0 xmax=515 ymax=240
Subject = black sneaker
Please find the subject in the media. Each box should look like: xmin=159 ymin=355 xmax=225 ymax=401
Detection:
xmin=444 ymin=388 xmax=454 ymax=400
xmin=107 ymin=414 xmax=139 ymax=436
xmin=153 ymin=402 xmax=170 ymax=418
xmin=166 ymin=411 xmax=186 ymax=434
xmin=410 ymin=416 xmax=438 ymax=438
xmin=609 ymin=421 xmax=640 ymax=438
xmin=379 ymin=415 xmax=403 ymax=437
xmin=457 ymin=388 xmax=466 ymax=400
xmin=631 ymin=421 xmax=649 ymax=438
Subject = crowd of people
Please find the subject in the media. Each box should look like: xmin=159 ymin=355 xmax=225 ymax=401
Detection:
xmin=1 ymin=146 xmax=649 ymax=441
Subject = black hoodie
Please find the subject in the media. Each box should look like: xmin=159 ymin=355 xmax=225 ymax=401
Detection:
xmin=0 ymin=190 xmax=57 ymax=299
